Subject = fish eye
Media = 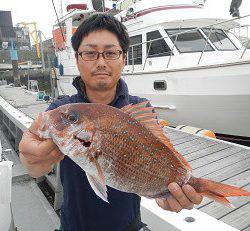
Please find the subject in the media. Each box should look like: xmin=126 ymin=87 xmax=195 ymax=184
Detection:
xmin=67 ymin=111 xmax=79 ymax=123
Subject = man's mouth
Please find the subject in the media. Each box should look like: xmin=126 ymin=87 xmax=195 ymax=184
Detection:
xmin=93 ymin=72 xmax=110 ymax=76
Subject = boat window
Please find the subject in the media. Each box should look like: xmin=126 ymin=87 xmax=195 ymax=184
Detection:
xmin=166 ymin=28 xmax=214 ymax=53
xmin=146 ymin=30 xmax=172 ymax=57
xmin=127 ymin=34 xmax=142 ymax=65
xmin=72 ymin=13 xmax=85 ymax=27
xmin=72 ymin=18 xmax=84 ymax=28
xmin=72 ymin=20 xmax=80 ymax=28
xmin=202 ymin=28 xmax=237 ymax=50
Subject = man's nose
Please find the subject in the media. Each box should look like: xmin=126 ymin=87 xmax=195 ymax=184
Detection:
xmin=96 ymin=54 xmax=107 ymax=67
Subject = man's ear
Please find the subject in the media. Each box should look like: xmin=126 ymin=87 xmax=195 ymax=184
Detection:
xmin=122 ymin=53 xmax=127 ymax=66
xmin=75 ymin=52 xmax=78 ymax=60
xmin=75 ymin=53 xmax=81 ymax=71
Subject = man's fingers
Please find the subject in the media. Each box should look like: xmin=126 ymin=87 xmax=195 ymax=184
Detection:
xmin=167 ymin=195 xmax=183 ymax=213
xmin=51 ymin=150 xmax=65 ymax=164
xmin=37 ymin=138 xmax=59 ymax=155
xmin=182 ymin=184 xmax=203 ymax=205
xmin=20 ymin=151 xmax=64 ymax=167
xmin=20 ymin=147 xmax=64 ymax=165
xmin=19 ymin=130 xmax=57 ymax=157
xmin=155 ymin=198 xmax=171 ymax=211
xmin=22 ymin=157 xmax=54 ymax=178
xmin=168 ymin=182 xmax=194 ymax=209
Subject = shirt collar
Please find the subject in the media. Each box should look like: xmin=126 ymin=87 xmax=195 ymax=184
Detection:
xmin=72 ymin=76 xmax=129 ymax=105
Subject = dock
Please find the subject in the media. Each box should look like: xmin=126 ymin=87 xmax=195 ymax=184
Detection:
xmin=0 ymin=85 xmax=249 ymax=231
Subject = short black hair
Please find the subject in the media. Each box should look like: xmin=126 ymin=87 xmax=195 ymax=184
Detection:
xmin=71 ymin=13 xmax=130 ymax=53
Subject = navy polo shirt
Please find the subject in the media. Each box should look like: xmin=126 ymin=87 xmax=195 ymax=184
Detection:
xmin=46 ymin=77 xmax=148 ymax=231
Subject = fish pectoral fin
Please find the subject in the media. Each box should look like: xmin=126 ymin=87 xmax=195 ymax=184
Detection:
xmin=86 ymin=173 xmax=108 ymax=203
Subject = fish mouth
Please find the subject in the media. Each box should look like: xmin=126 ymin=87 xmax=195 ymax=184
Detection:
xmin=76 ymin=137 xmax=91 ymax=147
xmin=74 ymin=131 xmax=92 ymax=148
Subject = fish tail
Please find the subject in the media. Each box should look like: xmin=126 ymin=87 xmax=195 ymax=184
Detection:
xmin=188 ymin=177 xmax=250 ymax=207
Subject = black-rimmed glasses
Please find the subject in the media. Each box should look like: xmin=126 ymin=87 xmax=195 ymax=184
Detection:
xmin=77 ymin=50 xmax=123 ymax=61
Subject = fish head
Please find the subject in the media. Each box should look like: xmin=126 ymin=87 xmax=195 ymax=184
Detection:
xmin=29 ymin=103 xmax=111 ymax=202
xmin=30 ymin=104 xmax=96 ymax=158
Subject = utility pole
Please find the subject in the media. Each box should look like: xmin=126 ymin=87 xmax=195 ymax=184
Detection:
xmin=47 ymin=53 xmax=59 ymax=99
xmin=47 ymin=54 xmax=54 ymax=97
xmin=38 ymin=30 xmax=45 ymax=70
xmin=59 ymin=0 xmax=63 ymax=18
xmin=10 ymin=39 xmax=20 ymax=87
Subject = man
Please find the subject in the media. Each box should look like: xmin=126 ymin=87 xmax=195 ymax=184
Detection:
xmin=229 ymin=0 xmax=242 ymax=17
xmin=19 ymin=14 xmax=203 ymax=231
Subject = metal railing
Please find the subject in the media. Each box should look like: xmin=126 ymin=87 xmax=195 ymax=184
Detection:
xmin=232 ymin=24 xmax=250 ymax=46
xmin=233 ymin=24 xmax=250 ymax=58
xmin=125 ymin=14 xmax=250 ymax=73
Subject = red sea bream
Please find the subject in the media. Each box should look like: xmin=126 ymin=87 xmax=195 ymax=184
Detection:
xmin=29 ymin=101 xmax=250 ymax=204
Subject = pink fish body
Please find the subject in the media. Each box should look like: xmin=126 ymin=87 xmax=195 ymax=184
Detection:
xmin=29 ymin=102 xmax=250 ymax=205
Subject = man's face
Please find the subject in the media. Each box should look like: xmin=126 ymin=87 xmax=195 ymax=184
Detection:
xmin=76 ymin=29 xmax=126 ymax=92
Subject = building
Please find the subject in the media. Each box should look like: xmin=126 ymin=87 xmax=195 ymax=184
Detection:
xmin=0 ymin=10 xmax=31 ymax=51
xmin=14 ymin=27 xmax=31 ymax=50
xmin=0 ymin=10 xmax=15 ymax=50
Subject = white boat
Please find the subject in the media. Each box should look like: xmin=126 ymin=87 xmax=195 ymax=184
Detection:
xmin=53 ymin=0 xmax=250 ymax=141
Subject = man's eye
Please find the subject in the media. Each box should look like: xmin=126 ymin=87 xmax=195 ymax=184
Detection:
xmin=83 ymin=51 xmax=96 ymax=56
xmin=105 ymin=51 xmax=116 ymax=56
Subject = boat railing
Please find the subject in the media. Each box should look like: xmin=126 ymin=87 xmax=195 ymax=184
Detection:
xmin=232 ymin=24 xmax=250 ymax=47
xmin=126 ymin=14 xmax=250 ymax=73
xmin=232 ymin=24 xmax=250 ymax=58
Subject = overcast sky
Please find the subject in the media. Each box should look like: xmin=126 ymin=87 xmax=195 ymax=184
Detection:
xmin=0 ymin=0 xmax=250 ymax=40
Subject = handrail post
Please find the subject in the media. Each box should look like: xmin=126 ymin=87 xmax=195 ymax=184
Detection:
xmin=198 ymin=27 xmax=213 ymax=65
xmin=240 ymin=25 xmax=250 ymax=59
xmin=143 ymin=42 xmax=152 ymax=70
xmin=131 ymin=45 xmax=134 ymax=73
xmin=240 ymin=39 xmax=250 ymax=59
xmin=167 ymin=26 xmax=181 ymax=68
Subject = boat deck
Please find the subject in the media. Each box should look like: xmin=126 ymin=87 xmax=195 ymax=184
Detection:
xmin=164 ymin=128 xmax=250 ymax=231
xmin=0 ymin=85 xmax=249 ymax=231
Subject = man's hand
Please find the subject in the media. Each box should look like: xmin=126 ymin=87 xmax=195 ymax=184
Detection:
xmin=156 ymin=182 xmax=203 ymax=213
xmin=19 ymin=130 xmax=64 ymax=178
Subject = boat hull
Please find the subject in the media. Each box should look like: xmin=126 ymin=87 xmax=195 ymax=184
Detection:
xmin=122 ymin=61 xmax=250 ymax=138
xmin=153 ymin=94 xmax=249 ymax=138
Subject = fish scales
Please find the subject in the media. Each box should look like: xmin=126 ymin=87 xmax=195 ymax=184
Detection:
xmin=83 ymin=106 xmax=188 ymax=196
xmin=57 ymin=104 xmax=187 ymax=195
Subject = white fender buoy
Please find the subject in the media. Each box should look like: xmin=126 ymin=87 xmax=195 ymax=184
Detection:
xmin=158 ymin=119 xmax=169 ymax=127
xmin=176 ymin=125 xmax=216 ymax=138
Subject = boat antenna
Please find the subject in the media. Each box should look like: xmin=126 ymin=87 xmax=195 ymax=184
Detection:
xmin=51 ymin=0 xmax=66 ymax=43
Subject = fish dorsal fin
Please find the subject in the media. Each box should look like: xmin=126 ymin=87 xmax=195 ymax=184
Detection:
xmin=121 ymin=102 xmax=192 ymax=172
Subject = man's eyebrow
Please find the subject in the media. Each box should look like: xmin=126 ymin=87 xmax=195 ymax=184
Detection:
xmin=104 ymin=44 xmax=116 ymax=48
xmin=81 ymin=44 xmax=117 ymax=48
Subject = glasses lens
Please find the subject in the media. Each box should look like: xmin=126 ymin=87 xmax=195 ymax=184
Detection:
xmin=79 ymin=50 xmax=122 ymax=60
xmin=104 ymin=50 xmax=121 ymax=60
xmin=81 ymin=51 xmax=98 ymax=60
